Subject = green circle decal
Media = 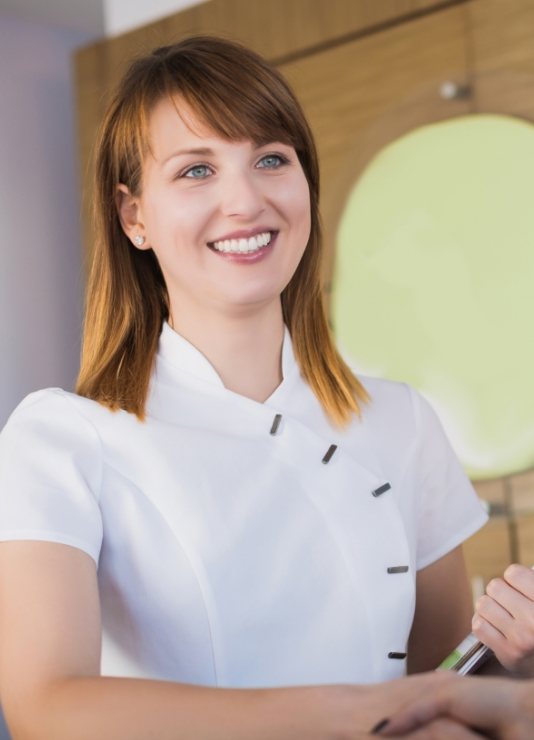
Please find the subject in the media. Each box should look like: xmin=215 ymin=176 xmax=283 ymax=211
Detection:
xmin=333 ymin=114 xmax=534 ymax=479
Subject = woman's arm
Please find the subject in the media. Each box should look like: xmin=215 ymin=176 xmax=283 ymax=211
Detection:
xmin=407 ymin=546 xmax=473 ymax=673
xmin=473 ymin=563 xmax=534 ymax=676
xmin=0 ymin=541 xmax=436 ymax=740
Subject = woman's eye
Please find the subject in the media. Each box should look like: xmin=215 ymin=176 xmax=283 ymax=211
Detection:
xmin=182 ymin=164 xmax=212 ymax=179
xmin=257 ymin=154 xmax=287 ymax=169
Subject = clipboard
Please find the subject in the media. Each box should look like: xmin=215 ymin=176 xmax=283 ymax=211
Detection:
xmin=437 ymin=633 xmax=493 ymax=675
xmin=439 ymin=565 xmax=534 ymax=675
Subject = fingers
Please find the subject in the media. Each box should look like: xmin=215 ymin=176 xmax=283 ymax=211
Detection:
xmin=374 ymin=674 xmax=459 ymax=735
xmin=471 ymin=613 xmax=507 ymax=652
xmin=473 ymin=592 xmax=512 ymax=636
xmin=473 ymin=568 xmax=534 ymax=670
xmin=375 ymin=675 xmax=521 ymax=737
xmin=503 ymin=563 xmax=534 ymax=600
xmin=379 ymin=717 xmax=486 ymax=739
xmin=485 ymin=573 xmax=534 ymax=617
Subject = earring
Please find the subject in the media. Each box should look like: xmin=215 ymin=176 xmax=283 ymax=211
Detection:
xmin=133 ymin=234 xmax=146 ymax=247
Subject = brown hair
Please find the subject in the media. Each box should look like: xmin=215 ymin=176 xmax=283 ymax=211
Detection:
xmin=76 ymin=35 xmax=369 ymax=423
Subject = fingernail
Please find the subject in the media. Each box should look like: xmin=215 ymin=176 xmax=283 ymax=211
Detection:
xmin=371 ymin=717 xmax=390 ymax=734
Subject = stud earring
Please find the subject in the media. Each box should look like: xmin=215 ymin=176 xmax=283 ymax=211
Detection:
xmin=133 ymin=234 xmax=146 ymax=247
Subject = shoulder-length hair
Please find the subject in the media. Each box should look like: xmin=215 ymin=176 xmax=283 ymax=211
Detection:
xmin=76 ymin=35 xmax=369 ymax=424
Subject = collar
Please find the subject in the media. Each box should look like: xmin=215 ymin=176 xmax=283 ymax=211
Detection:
xmin=156 ymin=322 xmax=298 ymax=402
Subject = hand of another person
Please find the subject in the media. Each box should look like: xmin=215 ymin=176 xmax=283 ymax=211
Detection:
xmin=378 ymin=717 xmax=488 ymax=738
xmin=473 ymin=564 xmax=534 ymax=675
xmin=311 ymin=673 xmax=459 ymax=737
xmin=374 ymin=672 xmax=534 ymax=739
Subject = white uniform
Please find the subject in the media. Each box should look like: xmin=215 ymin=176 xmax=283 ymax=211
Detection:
xmin=0 ymin=324 xmax=487 ymax=686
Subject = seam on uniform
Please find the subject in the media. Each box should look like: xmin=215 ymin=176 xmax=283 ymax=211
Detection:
xmin=102 ymin=465 xmax=221 ymax=686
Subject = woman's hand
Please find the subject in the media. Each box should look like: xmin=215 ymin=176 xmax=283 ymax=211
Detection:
xmin=473 ymin=564 xmax=534 ymax=675
xmin=375 ymin=672 xmax=534 ymax=739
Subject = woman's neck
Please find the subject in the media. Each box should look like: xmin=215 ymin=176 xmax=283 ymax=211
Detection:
xmin=168 ymin=302 xmax=285 ymax=402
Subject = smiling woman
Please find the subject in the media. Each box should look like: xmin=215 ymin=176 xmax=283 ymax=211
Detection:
xmin=80 ymin=36 xmax=365 ymax=421
xmin=0 ymin=36 xmax=489 ymax=740
xmin=116 ymin=99 xmax=311 ymax=336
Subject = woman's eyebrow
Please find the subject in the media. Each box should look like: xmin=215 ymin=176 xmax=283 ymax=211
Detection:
xmin=161 ymin=147 xmax=215 ymax=165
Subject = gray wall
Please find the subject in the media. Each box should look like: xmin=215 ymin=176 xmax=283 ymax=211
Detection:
xmin=0 ymin=16 xmax=89 ymax=426
xmin=0 ymin=15 xmax=92 ymax=737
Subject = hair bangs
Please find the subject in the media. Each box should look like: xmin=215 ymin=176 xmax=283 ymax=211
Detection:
xmin=159 ymin=58 xmax=298 ymax=152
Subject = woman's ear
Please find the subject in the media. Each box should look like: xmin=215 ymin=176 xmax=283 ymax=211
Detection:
xmin=115 ymin=184 xmax=149 ymax=250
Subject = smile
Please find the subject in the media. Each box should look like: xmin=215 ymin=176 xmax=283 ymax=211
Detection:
xmin=210 ymin=231 xmax=274 ymax=254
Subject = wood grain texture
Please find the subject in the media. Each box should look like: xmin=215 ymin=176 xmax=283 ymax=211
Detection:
xmin=469 ymin=0 xmax=534 ymax=120
xmin=463 ymin=516 xmax=511 ymax=583
xmin=473 ymin=477 xmax=506 ymax=516
xmin=77 ymin=0 xmax=463 ymax=64
xmin=516 ymin=514 xmax=534 ymax=566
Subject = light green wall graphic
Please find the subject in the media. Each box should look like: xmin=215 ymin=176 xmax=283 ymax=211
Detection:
xmin=333 ymin=114 xmax=534 ymax=479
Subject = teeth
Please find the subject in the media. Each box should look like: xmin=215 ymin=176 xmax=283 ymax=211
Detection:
xmin=211 ymin=231 xmax=272 ymax=254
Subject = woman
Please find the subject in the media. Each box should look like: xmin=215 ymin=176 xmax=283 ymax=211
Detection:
xmin=0 ymin=37 xmax=488 ymax=738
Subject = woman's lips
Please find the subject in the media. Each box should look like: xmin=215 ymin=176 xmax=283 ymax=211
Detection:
xmin=208 ymin=230 xmax=278 ymax=262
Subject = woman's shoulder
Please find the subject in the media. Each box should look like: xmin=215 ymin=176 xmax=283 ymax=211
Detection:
xmin=357 ymin=374 xmax=443 ymax=447
xmin=359 ymin=374 xmax=420 ymax=419
xmin=1 ymin=388 xmax=109 ymax=458
xmin=5 ymin=387 xmax=103 ymax=427
xmin=0 ymin=389 xmax=105 ymax=562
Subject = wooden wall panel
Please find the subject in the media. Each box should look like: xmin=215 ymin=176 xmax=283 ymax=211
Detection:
xmin=279 ymin=5 xmax=472 ymax=286
xmin=463 ymin=517 xmax=511 ymax=584
xmin=473 ymin=477 xmax=506 ymax=515
xmin=470 ymin=0 xmax=534 ymax=120
xmin=512 ymin=469 xmax=534 ymax=566
xmin=74 ymin=43 xmax=109 ymax=256
xmin=517 ymin=515 xmax=534 ymax=566
xmin=510 ymin=468 xmax=534 ymax=513
xmin=79 ymin=0 xmax=464 ymax=68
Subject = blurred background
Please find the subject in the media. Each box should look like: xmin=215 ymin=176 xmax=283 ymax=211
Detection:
xmin=1 ymin=0 xmax=534 ymax=737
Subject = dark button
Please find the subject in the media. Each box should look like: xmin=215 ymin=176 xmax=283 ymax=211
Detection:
xmin=388 ymin=652 xmax=407 ymax=660
xmin=270 ymin=414 xmax=282 ymax=435
xmin=372 ymin=482 xmax=391 ymax=497
xmin=387 ymin=566 xmax=409 ymax=574
xmin=322 ymin=444 xmax=337 ymax=464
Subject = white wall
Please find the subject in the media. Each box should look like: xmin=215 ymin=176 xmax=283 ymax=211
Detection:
xmin=0 ymin=16 xmax=90 ymax=424
xmin=104 ymin=0 xmax=206 ymax=37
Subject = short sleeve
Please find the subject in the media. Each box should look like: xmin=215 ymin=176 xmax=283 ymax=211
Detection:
xmin=0 ymin=389 xmax=103 ymax=564
xmin=410 ymin=388 xmax=488 ymax=570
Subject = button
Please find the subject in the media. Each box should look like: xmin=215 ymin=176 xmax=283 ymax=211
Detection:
xmin=322 ymin=444 xmax=337 ymax=464
xmin=388 ymin=652 xmax=407 ymax=660
xmin=387 ymin=566 xmax=409 ymax=574
xmin=270 ymin=414 xmax=282 ymax=435
xmin=372 ymin=482 xmax=391 ymax=497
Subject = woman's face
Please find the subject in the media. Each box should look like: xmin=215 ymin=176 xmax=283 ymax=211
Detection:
xmin=129 ymin=96 xmax=311 ymax=320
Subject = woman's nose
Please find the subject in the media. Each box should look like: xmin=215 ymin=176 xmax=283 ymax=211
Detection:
xmin=219 ymin=171 xmax=265 ymax=219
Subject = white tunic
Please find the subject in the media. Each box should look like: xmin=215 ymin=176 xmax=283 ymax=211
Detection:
xmin=0 ymin=324 xmax=487 ymax=687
